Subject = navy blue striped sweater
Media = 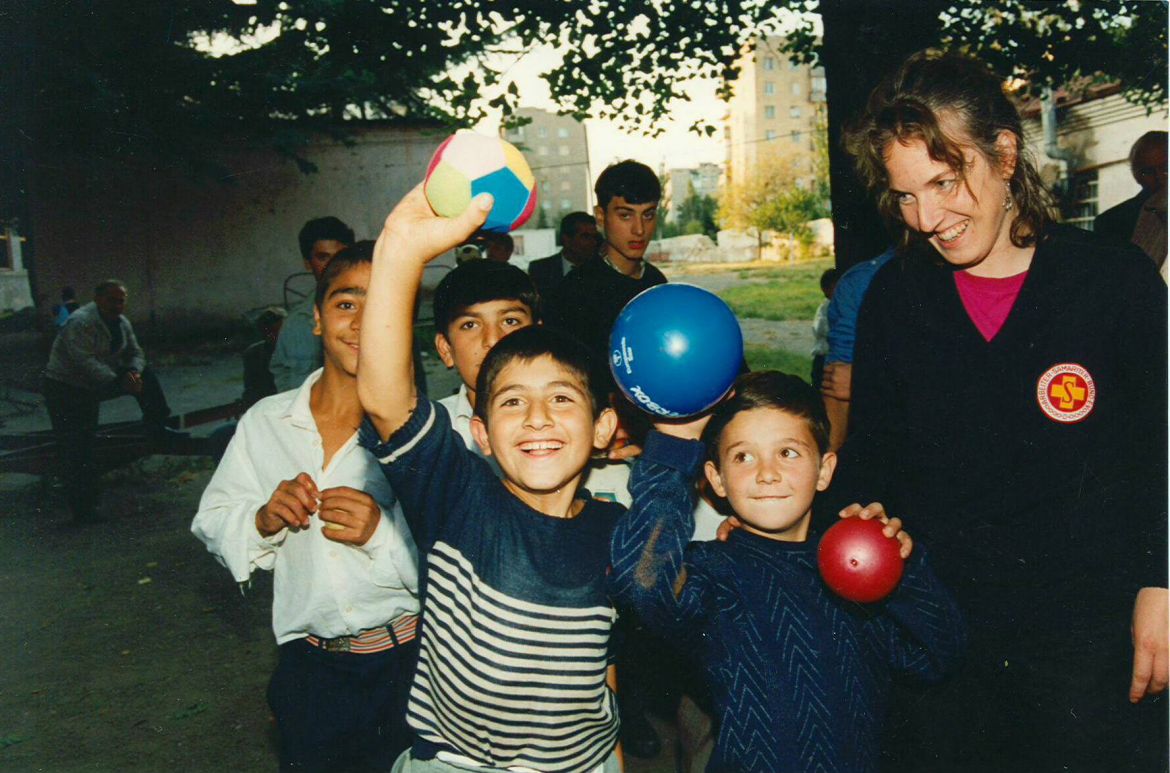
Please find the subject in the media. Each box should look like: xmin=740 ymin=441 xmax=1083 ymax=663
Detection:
xmin=611 ymin=431 xmax=966 ymax=773
xmin=360 ymin=400 xmax=621 ymax=772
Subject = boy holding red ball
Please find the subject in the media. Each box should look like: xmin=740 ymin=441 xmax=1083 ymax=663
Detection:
xmin=610 ymin=371 xmax=965 ymax=773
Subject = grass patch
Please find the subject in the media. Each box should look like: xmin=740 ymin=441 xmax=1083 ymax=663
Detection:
xmin=744 ymin=345 xmax=814 ymax=382
xmin=720 ymin=258 xmax=833 ymax=321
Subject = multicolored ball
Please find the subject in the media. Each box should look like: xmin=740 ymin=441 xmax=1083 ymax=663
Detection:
xmin=423 ymin=130 xmax=538 ymax=233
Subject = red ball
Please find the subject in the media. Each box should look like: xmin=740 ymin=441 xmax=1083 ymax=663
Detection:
xmin=817 ymin=518 xmax=905 ymax=603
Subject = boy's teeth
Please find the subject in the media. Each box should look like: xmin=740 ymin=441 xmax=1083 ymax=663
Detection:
xmin=938 ymin=221 xmax=969 ymax=242
xmin=521 ymin=441 xmax=562 ymax=451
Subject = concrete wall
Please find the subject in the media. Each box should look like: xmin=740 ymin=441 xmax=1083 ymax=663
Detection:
xmin=28 ymin=124 xmax=448 ymax=333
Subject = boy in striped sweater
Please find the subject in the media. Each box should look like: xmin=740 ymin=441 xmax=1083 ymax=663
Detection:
xmin=357 ymin=186 xmax=623 ymax=773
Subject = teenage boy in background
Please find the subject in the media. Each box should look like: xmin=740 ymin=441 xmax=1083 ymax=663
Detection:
xmin=270 ymin=216 xmax=354 ymax=391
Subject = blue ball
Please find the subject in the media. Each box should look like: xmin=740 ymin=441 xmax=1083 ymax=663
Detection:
xmin=609 ymin=284 xmax=743 ymax=418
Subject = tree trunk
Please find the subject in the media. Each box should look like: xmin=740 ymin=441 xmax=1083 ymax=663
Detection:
xmin=819 ymin=0 xmax=947 ymax=270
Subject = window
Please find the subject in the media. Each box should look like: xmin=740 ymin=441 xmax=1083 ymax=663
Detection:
xmin=1062 ymin=171 xmax=1098 ymax=230
xmin=789 ymin=106 xmax=801 ymax=119
xmin=512 ymin=126 xmax=525 ymax=138
xmin=763 ymin=81 xmax=775 ymax=96
xmin=789 ymin=60 xmax=801 ymax=71
xmin=561 ymin=198 xmax=572 ymax=210
xmin=538 ymin=127 xmax=548 ymax=138
xmin=557 ymin=127 xmax=570 ymax=138
xmin=763 ymin=56 xmax=775 ymax=71
xmin=791 ymin=82 xmax=802 ymax=97
xmin=765 ymin=130 xmax=777 ymax=141
xmin=558 ymin=145 xmax=570 ymax=156
xmin=560 ymin=180 xmax=571 ymax=191
xmin=538 ymin=145 xmax=549 ymax=156
xmin=764 ymin=105 xmax=776 ymax=119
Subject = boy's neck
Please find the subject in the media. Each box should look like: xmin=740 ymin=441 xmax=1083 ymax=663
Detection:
xmin=503 ymin=476 xmax=587 ymax=520
xmin=310 ymin=366 xmax=364 ymax=431
xmin=740 ymin=511 xmax=812 ymax=543
xmin=603 ymin=246 xmax=644 ymax=279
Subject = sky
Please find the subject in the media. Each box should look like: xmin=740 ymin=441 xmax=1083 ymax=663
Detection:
xmin=470 ymin=44 xmax=728 ymax=183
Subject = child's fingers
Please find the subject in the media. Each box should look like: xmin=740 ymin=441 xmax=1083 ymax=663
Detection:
xmin=838 ymin=502 xmax=887 ymax=521
xmin=882 ymin=516 xmax=902 ymax=538
xmin=837 ymin=503 xmax=863 ymax=519
xmin=715 ymin=516 xmax=742 ymax=542
xmin=895 ymin=530 xmax=913 ymax=559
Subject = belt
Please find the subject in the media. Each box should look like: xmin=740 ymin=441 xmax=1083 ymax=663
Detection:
xmin=305 ymin=614 xmax=418 ymax=655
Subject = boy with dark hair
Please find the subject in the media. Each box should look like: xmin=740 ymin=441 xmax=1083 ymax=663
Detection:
xmin=546 ymin=160 xmax=667 ymax=403
xmin=430 ymin=259 xmax=539 ymax=458
xmin=271 ymin=215 xmax=355 ymax=391
xmin=611 ymin=371 xmax=965 ymax=773
xmin=356 ymin=187 xmax=623 ymax=772
xmin=193 ymin=243 xmax=421 ymax=772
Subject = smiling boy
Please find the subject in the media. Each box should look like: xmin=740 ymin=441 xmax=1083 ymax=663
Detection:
xmin=611 ymin=371 xmax=965 ymax=773
xmin=193 ymin=243 xmax=420 ymax=772
xmin=357 ymin=188 xmax=624 ymax=773
xmin=429 ymin=260 xmax=537 ymax=456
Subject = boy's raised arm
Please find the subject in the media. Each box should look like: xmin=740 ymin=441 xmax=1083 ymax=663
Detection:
xmin=359 ymin=186 xmax=492 ymax=439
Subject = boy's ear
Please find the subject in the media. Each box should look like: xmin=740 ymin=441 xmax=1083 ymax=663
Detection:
xmin=816 ymin=451 xmax=838 ymax=492
xmin=593 ymin=204 xmax=605 ymax=230
xmin=434 ymin=332 xmax=456 ymax=369
xmin=469 ymin=415 xmax=493 ymax=457
xmin=591 ymin=407 xmax=618 ymax=451
xmin=703 ymin=460 xmax=727 ymax=499
xmin=312 ymin=305 xmax=322 ymax=337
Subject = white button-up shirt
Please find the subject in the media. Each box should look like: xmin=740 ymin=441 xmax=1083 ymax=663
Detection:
xmin=193 ymin=370 xmax=419 ymax=644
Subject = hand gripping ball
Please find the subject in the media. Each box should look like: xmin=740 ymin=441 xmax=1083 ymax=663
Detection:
xmin=423 ymin=130 xmax=538 ymax=233
xmin=609 ymin=284 xmax=743 ymax=418
xmin=817 ymin=518 xmax=905 ymax=603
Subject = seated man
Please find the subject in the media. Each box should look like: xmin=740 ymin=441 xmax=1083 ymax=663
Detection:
xmin=43 ymin=279 xmax=177 ymax=523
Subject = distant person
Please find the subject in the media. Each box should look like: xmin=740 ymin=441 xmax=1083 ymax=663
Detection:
xmin=43 ymin=279 xmax=179 ymax=523
xmin=269 ymin=216 xmax=354 ymax=392
xmin=52 ymin=286 xmax=80 ymax=328
xmin=527 ymin=211 xmax=600 ymax=297
xmin=242 ymin=307 xmax=286 ymax=410
xmin=482 ymin=231 xmax=514 ymax=263
xmin=809 ymin=267 xmax=839 ymax=388
xmin=193 ymin=245 xmax=420 ymax=772
xmin=454 ymin=243 xmax=481 ymax=264
xmin=546 ymin=160 xmax=666 ymax=403
xmin=820 ymin=247 xmax=895 ymax=451
xmin=1095 ymin=130 xmax=1167 ymax=269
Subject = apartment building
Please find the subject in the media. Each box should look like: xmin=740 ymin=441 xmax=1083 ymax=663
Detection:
xmin=502 ymin=107 xmax=591 ymax=228
xmin=724 ymin=36 xmax=826 ymax=187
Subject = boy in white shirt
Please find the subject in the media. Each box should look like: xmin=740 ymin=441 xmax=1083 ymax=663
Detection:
xmin=193 ymin=242 xmax=420 ymax=772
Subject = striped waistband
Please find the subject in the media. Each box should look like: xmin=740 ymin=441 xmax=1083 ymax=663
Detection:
xmin=305 ymin=614 xmax=419 ymax=655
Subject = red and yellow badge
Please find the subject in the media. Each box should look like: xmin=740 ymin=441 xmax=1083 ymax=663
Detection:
xmin=1036 ymin=363 xmax=1096 ymax=423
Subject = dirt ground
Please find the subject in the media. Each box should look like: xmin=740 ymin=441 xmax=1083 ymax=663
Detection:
xmin=0 ymin=268 xmax=812 ymax=772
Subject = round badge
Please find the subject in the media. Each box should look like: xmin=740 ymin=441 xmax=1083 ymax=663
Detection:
xmin=1036 ymin=363 xmax=1096 ymax=423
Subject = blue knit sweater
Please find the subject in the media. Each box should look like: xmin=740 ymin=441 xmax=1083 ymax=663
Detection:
xmin=611 ymin=431 xmax=966 ymax=772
